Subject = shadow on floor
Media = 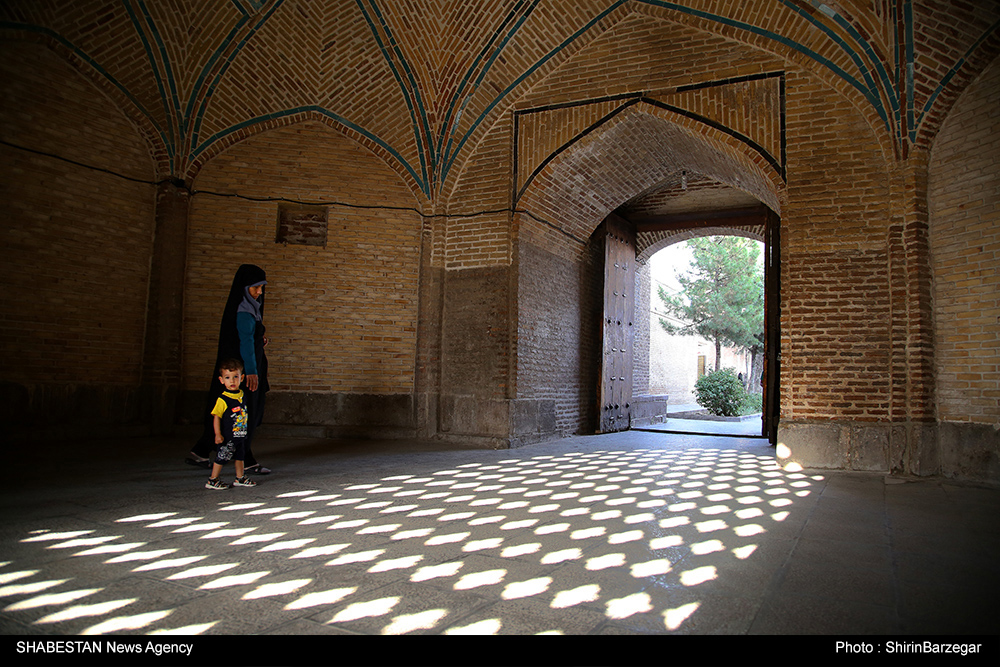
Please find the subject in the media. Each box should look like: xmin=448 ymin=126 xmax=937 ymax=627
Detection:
xmin=1 ymin=428 xmax=997 ymax=649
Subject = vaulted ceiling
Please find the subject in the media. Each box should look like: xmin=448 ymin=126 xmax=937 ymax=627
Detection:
xmin=2 ymin=1 xmax=997 ymax=208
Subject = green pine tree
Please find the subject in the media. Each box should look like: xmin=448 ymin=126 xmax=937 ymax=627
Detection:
xmin=658 ymin=236 xmax=764 ymax=378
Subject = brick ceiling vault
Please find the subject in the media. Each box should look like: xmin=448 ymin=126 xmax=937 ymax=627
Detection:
xmin=514 ymin=72 xmax=787 ymax=202
xmin=516 ymin=106 xmax=783 ymax=242
xmin=0 ymin=1 xmax=997 ymax=204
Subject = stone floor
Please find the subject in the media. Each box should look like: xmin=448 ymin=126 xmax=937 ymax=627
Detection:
xmin=2 ymin=426 xmax=998 ymax=646
xmin=639 ymin=417 xmax=763 ymax=437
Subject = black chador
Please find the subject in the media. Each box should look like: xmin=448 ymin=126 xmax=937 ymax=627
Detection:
xmin=188 ymin=264 xmax=269 ymax=473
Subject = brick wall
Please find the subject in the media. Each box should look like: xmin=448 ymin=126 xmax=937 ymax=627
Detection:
xmin=633 ymin=260 xmax=651 ymax=398
xmin=929 ymin=57 xmax=1000 ymax=426
xmin=514 ymin=236 xmax=603 ymax=437
xmin=781 ymin=67 xmax=894 ymax=422
xmin=0 ymin=42 xmax=155 ymax=428
xmin=502 ymin=13 xmax=784 ymax=435
xmin=443 ymin=113 xmax=514 ymax=270
xmin=2 ymin=2 xmax=995 ymax=475
xmin=184 ymin=121 xmax=422 ymax=402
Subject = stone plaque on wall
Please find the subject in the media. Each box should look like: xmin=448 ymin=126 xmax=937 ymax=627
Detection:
xmin=276 ymin=203 xmax=328 ymax=247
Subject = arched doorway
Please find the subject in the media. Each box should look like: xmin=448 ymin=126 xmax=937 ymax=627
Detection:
xmin=513 ymin=103 xmax=785 ymax=442
xmin=594 ymin=190 xmax=780 ymax=443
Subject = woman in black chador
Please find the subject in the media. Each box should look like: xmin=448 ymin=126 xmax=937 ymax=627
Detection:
xmin=187 ymin=264 xmax=272 ymax=475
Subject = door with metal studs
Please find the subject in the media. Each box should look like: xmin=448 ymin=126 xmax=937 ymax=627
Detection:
xmin=599 ymin=215 xmax=636 ymax=433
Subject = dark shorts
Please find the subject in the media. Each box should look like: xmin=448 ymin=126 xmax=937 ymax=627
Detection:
xmin=215 ymin=438 xmax=246 ymax=465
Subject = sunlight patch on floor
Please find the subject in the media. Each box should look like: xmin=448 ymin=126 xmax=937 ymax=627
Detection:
xmin=551 ymin=584 xmax=600 ymax=609
xmin=2 ymin=446 xmax=818 ymax=635
xmin=328 ymin=596 xmax=399 ymax=624
xmin=502 ymin=577 xmax=552 ymax=600
xmin=284 ymin=587 xmax=356 ymax=610
xmin=606 ymin=592 xmax=652 ymax=619
xmin=80 ymin=609 xmax=172 ymax=635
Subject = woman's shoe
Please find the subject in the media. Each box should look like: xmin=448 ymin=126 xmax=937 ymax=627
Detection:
xmin=244 ymin=463 xmax=271 ymax=475
xmin=186 ymin=453 xmax=211 ymax=469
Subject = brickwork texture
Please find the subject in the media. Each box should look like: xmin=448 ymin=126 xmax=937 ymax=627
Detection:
xmin=1 ymin=1 xmax=997 ymax=479
xmin=929 ymin=56 xmax=1000 ymax=426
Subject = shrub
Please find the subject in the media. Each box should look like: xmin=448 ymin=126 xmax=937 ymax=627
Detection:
xmin=740 ymin=392 xmax=763 ymax=416
xmin=694 ymin=368 xmax=747 ymax=416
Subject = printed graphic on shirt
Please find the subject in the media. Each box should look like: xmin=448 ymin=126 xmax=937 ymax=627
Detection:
xmin=232 ymin=406 xmax=248 ymax=438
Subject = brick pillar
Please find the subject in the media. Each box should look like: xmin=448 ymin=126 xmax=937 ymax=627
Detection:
xmin=890 ymin=148 xmax=938 ymax=474
xmin=415 ymin=209 xmax=444 ymax=438
xmin=141 ymin=179 xmax=190 ymax=427
xmin=900 ymin=148 xmax=936 ymax=422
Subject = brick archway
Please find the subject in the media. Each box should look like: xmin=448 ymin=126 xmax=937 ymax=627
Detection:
xmin=637 ymin=225 xmax=766 ymax=265
xmin=515 ymin=103 xmax=784 ymax=244
xmin=514 ymin=104 xmax=783 ymax=439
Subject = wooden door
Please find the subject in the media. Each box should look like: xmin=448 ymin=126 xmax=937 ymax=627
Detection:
xmin=763 ymin=210 xmax=781 ymax=443
xmin=599 ymin=215 xmax=636 ymax=433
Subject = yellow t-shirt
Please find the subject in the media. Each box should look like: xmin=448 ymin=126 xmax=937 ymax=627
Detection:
xmin=211 ymin=390 xmax=245 ymax=417
xmin=212 ymin=390 xmax=248 ymax=441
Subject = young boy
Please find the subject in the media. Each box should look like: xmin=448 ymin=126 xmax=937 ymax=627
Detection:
xmin=206 ymin=359 xmax=258 ymax=490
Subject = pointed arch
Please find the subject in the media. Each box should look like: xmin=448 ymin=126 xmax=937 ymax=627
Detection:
xmin=183 ymin=108 xmax=432 ymax=208
xmin=516 ymin=103 xmax=783 ymax=246
xmin=638 ymin=224 xmax=766 ymax=265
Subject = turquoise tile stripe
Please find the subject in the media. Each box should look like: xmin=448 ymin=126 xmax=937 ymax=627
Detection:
xmin=4 ymin=1 xmax=995 ymax=187
xmin=892 ymin=1 xmax=901 ymax=115
xmin=440 ymin=0 xmax=629 ymax=186
xmin=783 ymin=0 xmax=899 ymax=145
xmin=656 ymin=1 xmax=891 ymax=133
xmin=231 ymin=0 xmax=266 ymax=14
xmin=0 ymin=20 xmax=171 ymax=156
xmin=183 ymin=16 xmax=252 ymax=146
xmin=189 ymin=0 xmax=287 ymax=162
xmin=916 ymin=18 xmax=1000 ymax=142
xmin=905 ymin=0 xmax=915 ymax=142
xmin=356 ymin=0 xmax=431 ymax=196
xmin=434 ymin=1 xmax=537 ymax=180
xmin=122 ymin=0 xmax=178 ymax=171
xmin=440 ymin=0 xmax=901 ymax=186
xmin=136 ymin=1 xmax=183 ymax=144
xmin=192 ymin=105 xmax=425 ymax=190
xmin=437 ymin=0 xmax=541 ymax=187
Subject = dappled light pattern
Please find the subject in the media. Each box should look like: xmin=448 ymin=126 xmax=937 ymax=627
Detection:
xmin=0 ymin=448 xmax=822 ymax=634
